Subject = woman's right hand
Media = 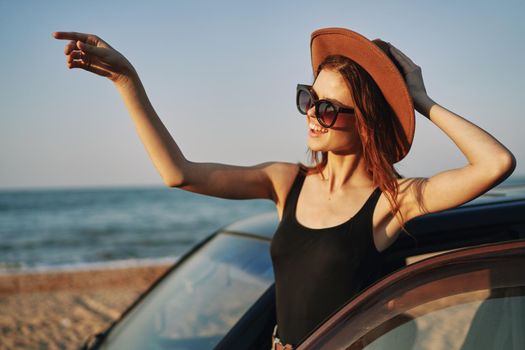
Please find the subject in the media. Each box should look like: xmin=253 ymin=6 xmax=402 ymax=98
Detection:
xmin=52 ymin=31 xmax=136 ymax=86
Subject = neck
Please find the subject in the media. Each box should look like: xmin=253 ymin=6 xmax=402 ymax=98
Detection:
xmin=320 ymin=151 xmax=374 ymax=193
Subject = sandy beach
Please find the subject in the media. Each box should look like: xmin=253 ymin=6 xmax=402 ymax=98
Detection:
xmin=0 ymin=264 xmax=171 ymax=350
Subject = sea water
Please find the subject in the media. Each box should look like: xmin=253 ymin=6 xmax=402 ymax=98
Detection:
xmin=0 ymin=185 xmax=275 ymax=272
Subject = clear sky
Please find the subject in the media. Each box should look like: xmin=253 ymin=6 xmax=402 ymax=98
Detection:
xmin=1 ymin=0 xmax=523 ymax=189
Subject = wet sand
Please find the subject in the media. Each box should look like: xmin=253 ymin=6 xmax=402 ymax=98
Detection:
xmin=0 ymin=264 xmax=171 ymax=350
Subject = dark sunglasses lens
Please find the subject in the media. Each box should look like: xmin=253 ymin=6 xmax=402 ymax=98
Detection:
xmin=318 ymin=102 xmax=337 ymax=127
xmin=297 ymin=90 xmax=312 ymax=114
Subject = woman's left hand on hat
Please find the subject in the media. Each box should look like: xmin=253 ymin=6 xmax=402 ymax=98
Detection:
xmin=388 ymin=43 xmax=435 ymax=118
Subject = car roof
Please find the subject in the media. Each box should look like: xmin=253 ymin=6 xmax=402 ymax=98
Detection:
xmin=220 ymin=175 xmax=525 ymax=240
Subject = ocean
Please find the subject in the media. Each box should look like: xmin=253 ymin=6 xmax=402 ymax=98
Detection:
xmin=0 ymin=185 xmax=275 ymax=272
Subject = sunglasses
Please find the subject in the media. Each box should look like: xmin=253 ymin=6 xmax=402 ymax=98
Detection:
xmin=296 ymin=84 xmax=355 ymax=128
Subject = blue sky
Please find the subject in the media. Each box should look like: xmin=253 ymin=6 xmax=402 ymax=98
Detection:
xmin=1 ymin=0 xmax=523 ymax=189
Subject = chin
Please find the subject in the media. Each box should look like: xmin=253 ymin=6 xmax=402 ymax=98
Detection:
xmin=307 ymin=141 xmax=328 ymax=153
xmin=307 ymin=139 xmax=358 ymax=155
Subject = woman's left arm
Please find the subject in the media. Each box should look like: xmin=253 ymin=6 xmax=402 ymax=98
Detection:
xmin=388 ymin=43 xmax=516 ymax=220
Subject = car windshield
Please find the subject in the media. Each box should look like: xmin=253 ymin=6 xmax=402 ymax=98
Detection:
xmin=99 ymin=232 xmax=274 ymax=350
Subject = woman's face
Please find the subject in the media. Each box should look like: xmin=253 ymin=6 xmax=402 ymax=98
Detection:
xmin=306 ymin=69 xmax=361 ymax=155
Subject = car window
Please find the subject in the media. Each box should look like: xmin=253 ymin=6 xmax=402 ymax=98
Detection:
xmin=300 ymin=241 xmax=525 ymax=350
xmin=354 ymin=287 xmax=525 ymax=350
xmin=99 ymin=232 xmax=274 ymax=350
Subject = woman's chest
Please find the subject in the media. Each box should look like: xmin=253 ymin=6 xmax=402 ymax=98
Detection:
xmin=275 ymin=188 xmax=400 ymax=253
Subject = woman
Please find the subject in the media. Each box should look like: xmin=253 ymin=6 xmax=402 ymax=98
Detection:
xmin=52 ymin=27 xmax=515 ymax=349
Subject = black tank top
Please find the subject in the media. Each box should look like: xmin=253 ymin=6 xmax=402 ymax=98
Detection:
xmin=270 ymin=167 xmax=385 ymax=346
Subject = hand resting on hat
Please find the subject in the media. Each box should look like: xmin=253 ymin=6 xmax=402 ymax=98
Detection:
xmin=52 ymin=31 xmax=137 ymax=87
xmin=388 ymin=43 xmax=436 ymax=118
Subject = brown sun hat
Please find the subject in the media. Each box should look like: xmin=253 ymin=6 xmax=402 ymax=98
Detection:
xmin=310 ymin=27 xmax=415 ymax=163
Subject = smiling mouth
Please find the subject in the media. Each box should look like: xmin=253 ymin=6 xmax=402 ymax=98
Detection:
xmin=309 ymin=122 xmax=328 ymax=134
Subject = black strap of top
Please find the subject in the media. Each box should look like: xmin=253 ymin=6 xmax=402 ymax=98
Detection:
xmin=284 ymin=169 xmax=382 ymax=226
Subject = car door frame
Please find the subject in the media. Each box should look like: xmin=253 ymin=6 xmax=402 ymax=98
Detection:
xmin=296 ymin=239 xmax=525 ymax=349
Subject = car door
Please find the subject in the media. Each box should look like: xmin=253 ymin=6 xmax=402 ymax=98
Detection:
xmin=296 ymin=239 xmax=525 ymax=350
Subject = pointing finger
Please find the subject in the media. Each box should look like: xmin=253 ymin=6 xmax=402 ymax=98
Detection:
xmin=53 ymin=31 xmax=85 ymax=41
xmin=53 ymin=31 xmax=94 ymax=42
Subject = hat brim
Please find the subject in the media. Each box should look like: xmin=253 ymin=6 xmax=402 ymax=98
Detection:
xmin=310 ymin=27 xmax=415 ymax=163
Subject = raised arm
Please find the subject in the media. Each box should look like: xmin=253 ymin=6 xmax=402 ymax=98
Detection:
xmin=387 ymin=43 xmax=516 ymax=222
xmin=52 ymin=31 xmax=287 ymax=202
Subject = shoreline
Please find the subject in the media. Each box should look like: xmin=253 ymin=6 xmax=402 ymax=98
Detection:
xmin=0 ymin=256 xmax=179 ymax=276
xmin=0 ymin=263 xmax=172 ymax=349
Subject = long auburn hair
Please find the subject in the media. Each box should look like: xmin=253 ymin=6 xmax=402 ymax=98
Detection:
xmin=298 ymin=54 xmax=415 ymax=240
